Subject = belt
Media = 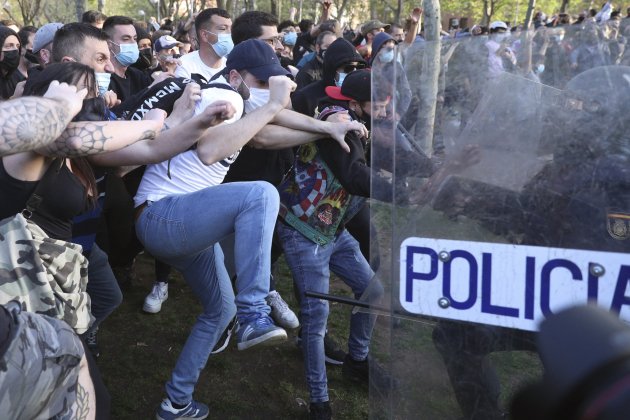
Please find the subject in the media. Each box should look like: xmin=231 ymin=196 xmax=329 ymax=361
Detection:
xmin=134 ymin=201 xmax=149 ymax=221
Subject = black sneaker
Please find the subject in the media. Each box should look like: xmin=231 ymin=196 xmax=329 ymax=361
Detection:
xmin=296 ymin=329 xmax=346 ymax=366
xmin=211 ymin=317 xmax=237 ymax=354
xmin=324 ymin=334 xmax=346 ymax=366
xmin=84 ymin=327 xmax=100 ymax=359
xmin=309 ymin=401 xmax=332 ymax=420
xmin=342 ymin=354 xmax=400 ymax=390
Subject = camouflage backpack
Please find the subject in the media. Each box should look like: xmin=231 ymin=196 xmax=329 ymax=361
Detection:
xmin=0 ymin=159 xmax=94 ymax=334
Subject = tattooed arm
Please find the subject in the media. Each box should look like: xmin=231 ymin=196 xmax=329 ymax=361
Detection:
xmin=38 ymin=120 xmax=163 ymax=157
xmin=69 ymin=354 xmax=96 ymax=420
xmin=0 ymin=82 xmax=87 ymax=156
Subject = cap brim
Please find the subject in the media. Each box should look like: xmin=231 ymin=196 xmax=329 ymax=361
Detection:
xmin=325 ymin=86 xmax=352 ymax=101
xmin=248 ymin=63 xmax=293 ymax=80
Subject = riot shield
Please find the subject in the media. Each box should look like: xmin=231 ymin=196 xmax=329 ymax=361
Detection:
xmin=367 ymin=27 xmax=630 ymax=420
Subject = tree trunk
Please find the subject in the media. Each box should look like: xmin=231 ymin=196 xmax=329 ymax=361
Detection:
xmin=270 ymin=0 xmax=277 ymax=16
xmin=560 ymin=0 xmax=569 ymax=13
xmin=417 ymin=0 xmax=441 ymax=154
xmin=394 ymin=0 xmax=402 ymax=23
xmin=524 ymin=0 xmax=536 ymax=28
xmin=75 ymin=0 xmax=86 ymax=22
xmin=98 ymin=0 xmax=105 ymax=12
xmin=481 ymin=0 xmax=493 ymax=26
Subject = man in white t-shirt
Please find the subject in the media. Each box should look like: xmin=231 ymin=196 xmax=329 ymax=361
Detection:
xmin=135 ymin=39 xmax=366 ymax=420
xmin=174 ymin=8 xmax=232 ymax=82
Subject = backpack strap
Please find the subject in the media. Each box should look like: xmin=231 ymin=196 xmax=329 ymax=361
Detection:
xmin=22 ymin=158 xmax=64 ymax=219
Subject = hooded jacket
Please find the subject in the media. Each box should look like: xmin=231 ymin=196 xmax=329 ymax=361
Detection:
xmin=292 ymin=38 xmax=365 ymax=117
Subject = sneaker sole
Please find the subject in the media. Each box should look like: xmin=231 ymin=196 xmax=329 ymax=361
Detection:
xmin=237 ymin=329 xmax=287 ymax=351
xmin=273 ymin=317 xmax=300 ymax=330
xmin=143 ymin=302 xmax=163 ymax=313
xmin=210 ymin=331 xmax=232 ymax=354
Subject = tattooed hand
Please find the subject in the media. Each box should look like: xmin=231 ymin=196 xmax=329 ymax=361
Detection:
xmin=42 ymin=81 xmax=88 ymax=120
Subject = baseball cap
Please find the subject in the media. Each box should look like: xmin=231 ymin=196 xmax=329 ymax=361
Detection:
xmin=325 ymin=69 xmax=371 ymax=102
xmin=33 ymin=22 xmax=63 ymax=53
xmin=154 ymin=35 xmax=182 ymax=53
xmin=361 ymin=20 xmax=390 ymax=36
xmin=489 ymin=20 xmax=508 ymax=31
xmin=225 ymin=39 xmax=291 ymax=80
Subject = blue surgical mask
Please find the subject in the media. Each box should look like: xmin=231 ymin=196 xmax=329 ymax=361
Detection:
xmin=283 ymin=31 xmax=298 ymax=46
xmin=95 ymin=72 xmax=111 ymax=96
xmin=379 ymin=49 xmax=394 ymax=63
xmin=336 ymin=72 xmax=347 ymax=87
xmin=112 ymin=42 xmax=140 ymax=67
xmin=535 ymin=64 xmax=545 ymax=74
xmin=206 ymin=31 xmax=234 ymax=57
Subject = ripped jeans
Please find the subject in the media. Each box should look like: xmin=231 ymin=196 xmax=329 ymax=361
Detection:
xmin=276 ymin=222 xmax=382 ymax=403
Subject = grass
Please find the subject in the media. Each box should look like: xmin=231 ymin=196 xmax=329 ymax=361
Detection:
xmin=98 ymin=204 xmax=543 ymax=419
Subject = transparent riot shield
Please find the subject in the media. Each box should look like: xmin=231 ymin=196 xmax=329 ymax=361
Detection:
xmin=367 ymin=26 xmax=630 ymax=420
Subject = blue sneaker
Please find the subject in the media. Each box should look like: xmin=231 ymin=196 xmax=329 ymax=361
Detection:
xmin=236 ymin=314 xmax=287 ymax=350
xmin=156 ymin=398 xmax=209 ymax=420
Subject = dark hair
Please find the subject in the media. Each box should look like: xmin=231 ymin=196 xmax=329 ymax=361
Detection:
xmin=278 ymin=20 xmax=296 ymax=32
xmin=195 ymin=8 xmax=231 ymax=39
xmin=134 ymin=24 xmax=151 ymax=42
xmin=23 ymin=62 xmax=100 ymax=202
xmin=52 ymin=23 xmax=109 ymax=63
xmin=103 ymin=16 xmax=135 ymax=36
xmin=17 ymin=26 xmax=37 ymax=48
xmin=298 ymin=19 xmax=313 ymax=33
xmin=82 ymin=10 xmax=107 ymax=24
xmin=316 ymin=31 xmax=335 ymax=47
xmin=387 ymin=23 xmax=403 ymax=33
xmin=0 ymin=19 xmax=17 ymax=28
xmin=232 ymin=11 xmax=278 ymax=45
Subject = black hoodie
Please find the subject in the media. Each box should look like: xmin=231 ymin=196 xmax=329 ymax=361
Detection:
xmin=291 ymin=38 xmax=365 ymax=117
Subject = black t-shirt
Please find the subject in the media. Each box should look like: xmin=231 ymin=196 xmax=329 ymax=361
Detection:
xmin=109 ymin=66 xmax=153 ymax=114
xmin=0 ymin=159 xmax=87 ymax=241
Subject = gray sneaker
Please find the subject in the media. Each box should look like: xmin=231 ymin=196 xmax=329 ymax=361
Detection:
xmin=266 ymin=290 xmax=300 ymax=329
xmin=143 ymin=282 xmax=168 ymax=313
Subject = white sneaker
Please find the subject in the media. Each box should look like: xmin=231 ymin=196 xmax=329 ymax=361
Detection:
xmin=266 ymin=290 xmax=299 ymax=329
xmin=143 ymin=282 xmax=168 ymax=313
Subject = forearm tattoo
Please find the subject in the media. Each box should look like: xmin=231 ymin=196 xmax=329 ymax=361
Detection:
xmin=73 ymin=383 xmax=91 ymax=420
xmin=45 ymin=122 xmax=114 ymax=156
xmin=0 ymin=97 xmax=71 ymax=156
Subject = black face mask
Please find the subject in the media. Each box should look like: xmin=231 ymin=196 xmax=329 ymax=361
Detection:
xmin=134 ymin=47 xmax=153 ymax=70
xmin=0 ymin=49 xmax=20 ymax=73
xmin=25 ymin=49 xmax=39 ymax=65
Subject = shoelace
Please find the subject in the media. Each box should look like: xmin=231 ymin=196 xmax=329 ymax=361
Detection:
xmin=152 ymin=284 xmax=167 ymax=298
xmin=269 ymin=293 xmax=289 ymax=311
xmin=255 ymin=315 xmax=273 ymax=328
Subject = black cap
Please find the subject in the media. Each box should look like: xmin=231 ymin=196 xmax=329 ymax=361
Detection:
xmin=325 ymin=69 xmax=371 ymax=102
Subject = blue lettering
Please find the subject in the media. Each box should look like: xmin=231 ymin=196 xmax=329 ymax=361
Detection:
xmin=540 ymin=259 xmax=582 ymax=317
xmin=525 ymin=257 xmax=536 ymax=320
xmin=610 ymin=266 xmax=630 ymax=314
xmin=405 ymin=246 xmax=438 ymax=302
xmin=481 ymin=253 xmax=519 ymax=317
xmin=443 ymin=250 xmax=477 ymax=310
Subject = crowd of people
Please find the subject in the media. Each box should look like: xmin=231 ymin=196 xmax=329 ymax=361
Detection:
xmin=0 ymin=1 xmax=628 ymax=419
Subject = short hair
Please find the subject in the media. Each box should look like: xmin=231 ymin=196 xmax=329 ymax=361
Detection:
xmin=17 ymin=26 xmax=37 ymax=47
xmin=194 ymin=8 xmax=231 ymax=38
xmin=0 ymin=19 xmax=17 ymax=28
xmin=316 ymin=30 xmax=335 ymax=47
xmin=232 ymin=11 xmax=278 ymax=45
xmin=298 ymin=19 xmax=313 ymax=33
xmin=82 ymin=10 xmax=107 ymax=24
xmin=278 ymin=20 xmax=296 ymax=32
xmin=52 ymin=23 xmax=109 ymax=63
xmin=102 ymin=16 xmax=135 ymax=37
xmin=387 ymin=23 xmax=403 ymax=33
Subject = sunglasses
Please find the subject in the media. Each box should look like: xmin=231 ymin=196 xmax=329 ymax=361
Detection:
xmin=341 ymin=63 xmax=366 ymax=73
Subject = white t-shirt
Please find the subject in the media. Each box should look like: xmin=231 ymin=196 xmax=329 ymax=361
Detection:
xmin=134 ymin=77 xmax=244 ymax=207
xmin=174 ymin=51 xmax=226 ymax=82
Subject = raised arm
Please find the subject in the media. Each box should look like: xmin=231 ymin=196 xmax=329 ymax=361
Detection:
xmin=0 ymin=82 xmax=87 ymax=157
xmin=250 ymin=109 xmax=367 ymax=152
xmin=196 ymin=76 xmax=296 ymax=165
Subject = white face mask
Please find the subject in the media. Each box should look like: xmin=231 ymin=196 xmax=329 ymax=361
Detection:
xmin=95 ymin=72 xmax=111 ymax=96
xmin=244 ymin=87 xmax=270 ymax=113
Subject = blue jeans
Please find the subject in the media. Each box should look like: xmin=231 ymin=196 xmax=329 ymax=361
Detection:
xmin=135 ymin=181 xmax=279 ymax=404
xmin=276 ymin=222 xmax=383 ymax=403
xmin=86 ymin=243 xmax=123 ymax=332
